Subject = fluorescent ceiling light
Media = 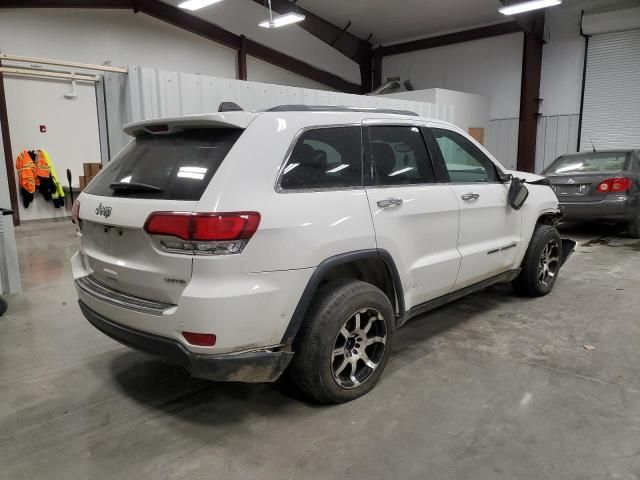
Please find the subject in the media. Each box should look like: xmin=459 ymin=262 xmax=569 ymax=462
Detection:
xmin=259 ymin=12 xmax=305 ymax=28
xmin=499 ymin=0 xmax=561 ymax=15
xmin=178 ymin=0 xmax=223 ymax=11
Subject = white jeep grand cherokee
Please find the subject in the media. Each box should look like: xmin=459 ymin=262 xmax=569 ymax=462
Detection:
xmin=72 ymin=105 xmax=573 ymax=403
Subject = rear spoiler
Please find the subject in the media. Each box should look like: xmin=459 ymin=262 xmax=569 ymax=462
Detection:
xmin=123 ymin=112 xmax=257 ymax=137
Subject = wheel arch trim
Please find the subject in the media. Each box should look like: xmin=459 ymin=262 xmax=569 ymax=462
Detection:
xmin=280 ymin=249 xmax=405 ymax=345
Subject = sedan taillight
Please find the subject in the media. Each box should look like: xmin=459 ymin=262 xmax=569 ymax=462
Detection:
xmin=144 ymin=211 xmax=260 ymax=255
xmin=596 ymin=178 xmax=632 ymax=193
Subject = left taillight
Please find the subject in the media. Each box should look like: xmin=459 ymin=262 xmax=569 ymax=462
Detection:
xmin=144 ymin=211 xmax=260 ymax=256
xmin=71 ymin=199 xmax=81 ymax=225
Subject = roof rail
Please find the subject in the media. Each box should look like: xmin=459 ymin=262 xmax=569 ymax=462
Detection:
xmin=264 ymin=105 xmax=419 ymax=117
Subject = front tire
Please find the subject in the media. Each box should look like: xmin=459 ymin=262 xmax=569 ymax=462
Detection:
xmin=513 ymin=224 xmax=562 ymax=297
xmin=289 ymin=279 xmax=394 ymax=403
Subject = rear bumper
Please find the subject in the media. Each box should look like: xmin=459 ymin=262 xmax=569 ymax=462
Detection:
xmin=79 ymin=301 xmax=293 ymax=382
xmin=71 ymin=251 xmax=312 ymax=354
xmin=559 ymin=196 xmax=634 ymax=221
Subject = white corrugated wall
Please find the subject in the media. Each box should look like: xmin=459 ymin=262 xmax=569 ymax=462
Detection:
xmin=486 ymin=118 xmax=519 ymax=170
xmin=580 ymin=29 xmax=640 ymax=151
xmin=105 ymin=66 xmax=455 ymax=156
xmin=535 ymin=114 xmax=580 ymax=172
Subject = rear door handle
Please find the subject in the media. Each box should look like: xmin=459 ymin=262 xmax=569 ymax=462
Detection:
xmin=461 ymin=193 xmax=480 ymax=201
xmin=377 ymin=197 xmax=403 ymax=208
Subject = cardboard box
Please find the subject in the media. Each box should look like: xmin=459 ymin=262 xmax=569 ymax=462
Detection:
xmin=79 ymin=176 xmax=87 ymax=190
xmin=83 ymin=162 xmax=102 ymax=177
xmin=89 ymin=163 xmax=102 ymax=176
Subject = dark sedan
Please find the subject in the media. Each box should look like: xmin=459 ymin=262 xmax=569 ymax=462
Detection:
xmin=543 ymin=150 xmax=640 ymax=237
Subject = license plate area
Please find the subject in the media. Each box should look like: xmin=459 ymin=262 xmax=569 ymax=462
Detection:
xmin=554 ymin=184 xmax=589 ymax=196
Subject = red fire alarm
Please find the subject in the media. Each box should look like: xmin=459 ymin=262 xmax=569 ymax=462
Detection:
xmin=39 ymin=125 xmax=46 ymax=133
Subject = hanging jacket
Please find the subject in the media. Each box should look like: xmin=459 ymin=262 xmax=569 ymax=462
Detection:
xmin=34 ymin=150 xmax=55 ymax=200
xmin=34 ymin=150 xmax=51 ymax=182
xmin=39 ymin=150 xmax=65 ymax=208
xmin=16 ymin=150 xmax=36 ymax=208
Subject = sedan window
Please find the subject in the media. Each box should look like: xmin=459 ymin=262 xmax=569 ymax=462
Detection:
xmin=544 ymin=153 xmax=629 ymax=174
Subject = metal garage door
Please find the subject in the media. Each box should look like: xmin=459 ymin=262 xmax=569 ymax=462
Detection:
xmin=580 ymin=29 xmax=640 ymax=151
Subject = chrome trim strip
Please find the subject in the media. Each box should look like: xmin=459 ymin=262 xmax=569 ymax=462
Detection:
xmin=487 ymin=242 xmax=518 ymax=255
xmin=76 ymin=276 xmax=175 ymax=316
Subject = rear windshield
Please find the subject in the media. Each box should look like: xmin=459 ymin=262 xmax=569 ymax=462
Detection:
xmin=544 ymin=152 xmax=629 ymax=175
xmin=85 ymin=128 xmax=243 ymax=200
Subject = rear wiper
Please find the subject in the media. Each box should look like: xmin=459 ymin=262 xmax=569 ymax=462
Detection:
xmin=109 ymin=182 xmax=162 ymax=193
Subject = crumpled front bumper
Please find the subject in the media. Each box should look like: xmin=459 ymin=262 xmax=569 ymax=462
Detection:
xmin=79 ymin=301 xmax=294 ymax=382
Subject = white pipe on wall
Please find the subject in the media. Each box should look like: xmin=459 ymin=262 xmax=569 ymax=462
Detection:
xmin=0 ymin=67 xmax=99 ymax=83
xmin=0 ymin=53 xmax=127 ymax=74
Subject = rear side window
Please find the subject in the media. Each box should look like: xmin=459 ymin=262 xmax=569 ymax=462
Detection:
xmin=85 ymin=128 xmax=242 ymax=200
xmin=279 ymin=126 xmax=362 ymax=190
xmin=368 ymin=125 xmax=436 ymax=185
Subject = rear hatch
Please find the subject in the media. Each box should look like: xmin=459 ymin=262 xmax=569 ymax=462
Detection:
xmin=544 ymin=152 xmax=630 ymax=203
xmin=78 ymin=116 xmax=251 ymax=304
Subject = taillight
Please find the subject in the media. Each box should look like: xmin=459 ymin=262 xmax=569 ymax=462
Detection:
xmin=144 ymin=212 xmax=260 ymax=255
xmin=182 ymin=331 xmax=216 ymax=347
xmin=596 ymin=178 xmax=632 ymax=193
xmin=72 ymin=199 xmax=81 ymax=225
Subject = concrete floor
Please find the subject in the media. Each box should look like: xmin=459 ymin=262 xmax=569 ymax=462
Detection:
xmin=2 ymin=220 xmax=640 ymax=480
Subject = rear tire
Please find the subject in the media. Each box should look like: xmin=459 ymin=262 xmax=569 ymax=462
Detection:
xmin=513 ymin=224 xmax=562 ymax=297
xmin=289 ymin=279 xmax=394 ymax=404
xmin=627 ymin=213 xmax=640 ymax=239
xmin=0 ymin=297 xmax=7 ymax=316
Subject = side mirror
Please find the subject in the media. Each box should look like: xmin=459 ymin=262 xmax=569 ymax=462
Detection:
xmin=508 ymin=177 xmax=529 ymax=210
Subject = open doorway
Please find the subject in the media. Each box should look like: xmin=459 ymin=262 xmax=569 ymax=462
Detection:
xmin=5 ymin=75 xmax=101 ymax=222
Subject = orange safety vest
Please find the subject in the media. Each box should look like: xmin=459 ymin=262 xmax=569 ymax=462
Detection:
xmin=34 ymin=150 xmax=51 ymax=184
xmin=16 ymin=150 xmax=36 ymax=193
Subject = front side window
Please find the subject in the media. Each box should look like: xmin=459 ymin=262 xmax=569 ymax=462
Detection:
xmin=279 ymin=127 xmax=362 ymax=190
xmin=432 ymin=128 xmax=498 ymax=183
xmin=368 ymin=126 xmax=436 ymax=186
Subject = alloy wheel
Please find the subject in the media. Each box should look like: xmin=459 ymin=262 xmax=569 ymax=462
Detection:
xmin=331 ymin=308 xmax=388 ymax=389
xmin=538 ymin=239 xmax=560 ymax=287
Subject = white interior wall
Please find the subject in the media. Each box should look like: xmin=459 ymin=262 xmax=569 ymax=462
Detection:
xmin=0 ymin=9 xmax=236 ymax=80
xmin=246 ymin=57 xmax=335 ymax=91
xmin=4 ymin=77 xmax=101 ymax=221
xmin=381 ymin=32 xmax=524 ymax=120
xmin=0 ymin=7 xmax=357 ymax=89
xmin=383 ymin=88 xmax=490 ymax=132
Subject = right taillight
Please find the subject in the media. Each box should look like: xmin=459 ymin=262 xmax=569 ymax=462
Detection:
xmin=144 ymin=211 xmax=260 ymax=256
xmin=596 ymin=178 xmax=632 ymax=193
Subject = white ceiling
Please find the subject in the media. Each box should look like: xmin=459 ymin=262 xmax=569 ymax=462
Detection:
xmin=297 ymin=0 xmax=508 ymax=45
